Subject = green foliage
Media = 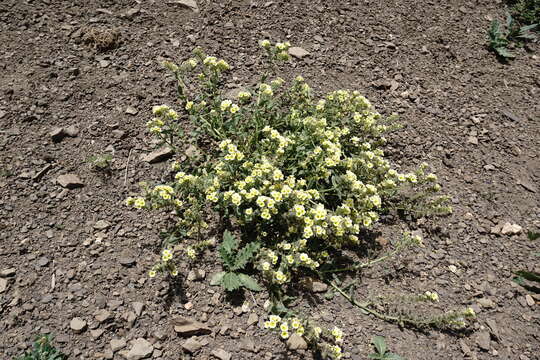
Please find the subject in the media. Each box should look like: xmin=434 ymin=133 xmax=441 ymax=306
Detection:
xmin=15 ymin=335 xmax=66 ymax=360
xmin=508 ymin=0 xmax=540 ymax=25
xmin=368 ymin=336 xmax=404 ymax=360
xmin=488 ymin=14 xmax=538 ymax=59
xmin=212 ymin=230 xmax=262 ymax=292
xmin=86 ymin=153 xmax=113 ymax=170
xmin=513 ymin=270 xmax=540 ymax=293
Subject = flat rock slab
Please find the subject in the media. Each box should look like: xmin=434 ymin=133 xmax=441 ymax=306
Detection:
xmin=141 ymin=147 xmax=174 ymax=163
xmin=288 ymin=46 xmax=310 ymax=59
xmin=170 ymin=0 xmax=199 ymax=12
xmin=287 ymin=333 xmax=308 ymax=350
xmin=211 ymin=348 xmax=232 ymax=360
xmin=57 ymin=174 xmax=84 ymax=189
xmin=173 ymin=316 xmax=211 ymax=337
xmin=70 ymin=317 xmax=87 ymax=333
xmin=127 ymin=338 xmax=153 ymax=360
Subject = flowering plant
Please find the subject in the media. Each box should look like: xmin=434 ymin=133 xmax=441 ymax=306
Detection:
xmin=127 ymin=41 xmax=454 ymax=358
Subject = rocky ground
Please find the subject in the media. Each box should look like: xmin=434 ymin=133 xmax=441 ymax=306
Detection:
xmin=0 ymin=0 xmax=539 ymax=359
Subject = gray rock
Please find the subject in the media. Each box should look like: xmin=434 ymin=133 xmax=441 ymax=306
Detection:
xmin=50 ymin=127 xmax=66 ymax=142
xmin=211 ymin=348 xmax=232 ymax=360
xmin=94 ymin=220 xmax=111 ymax=230
xmin=70 ymin=317 xmax=87 ymax=333
xmin=125 ymin=106 xmax=138 ymax=115
xmin=94 ymin=309 xmax=112 ymax=323
xmin=501 ymin=223 xmax=522 ymax=235
xmin=187 ymin=269 xmax=206 ymax=281
xmin=111 ymin=338 xmax=127 ymax=352
xmin=141 ymin=147 xmax=174 ymax=164
xmin=287 ymin=333 xmax=308 ymax=350
xmin=37 ymin=257 xmax=50 ymax=267
xmin=172 ymin=0 xmax=199 ymax=12
xmin=64 ymin=125 xmax=79 ymax=137
xmin=476 ymin=330 xmax=491 ymax=351
xmin=0 ymin=268 xmax=16 ymax=277
xmin=288 ymin=47 xmax=310 ymax=59
xmin=127 ymin=338 xmax=153 ymax=360
xmin=0 ymin=278 xmax=8 ymax=293
xmin=57 ymin=174 xmax=84 ymax=189
xmin=477 ymin=297 xmax=496 ymax=309
xmin=247 ymin=312 xmax=258 ymax=327
xmin=182 ymin=337 xmax=203 ymax=354
xmin=311 ymin=281 xmax=328 ymax=293
xmin=90 ymin=329 xmax=104 ymax=339
xmin=132 ymin=302 xmax=144 ymax=316
xmin=173 ymin=316 xmax=211 ymax=337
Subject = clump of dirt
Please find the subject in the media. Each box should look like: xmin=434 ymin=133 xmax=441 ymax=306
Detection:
xmin=82 ymin=26 xmax=121 ymax=52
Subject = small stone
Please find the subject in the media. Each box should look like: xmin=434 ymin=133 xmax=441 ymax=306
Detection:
xmin=476 ymin=331 xmax=491 ymax=351
xmin=124 ymin=8 xmax=140 ymax=18
xmin=501 ymin=223 xmax=522 ymax=235
xmin=94 ymin=220 xmax=111 ymax=230
xmin=525 ymin=294 xmax=535 ymax=306
xmin=95 ymin=309 xmax=112 ymax=323
xmin=119 ymin=254 xmax=136 ymax=266
xmin=0 ymin=278 xmax=8 ymax=293
xmin=448 ymin=265 xmax=457 ymax=273
xmin=182 ymin=337 xmax=203 ymax=354
xmin=99 ymin=59 xmax=110 ymax=68
xmin=288 ymin=47 xmax=310 ymax=59
xmin=486 ymin=319 xmax=500 ymax=340
xmin=64 ymin=125 xmax=79 ymax=137
xmin=173 ymin=316 xmax=211 ymax=337
xmin=111 ymin=338 xmax=127 ymax=352
xmin=90 ymin=329 xmax=104 ymax=339
xmin=37 ymin=257 xmax=50 ymax=267
xmin=141 ymin=147 xmax=174 ymax=164
xmin=70 ymin=317 xmax=87 ymax=333
xmin=0 ymin=268 xmax=16 ymax=277
xmin=484 ymin=164 xmax=495 ymax=171
xmin=132 ymin=302 xmax=144 ymax=316
xmin=311 ymin=281 xmax=328 ymax=293
xmin=287 ymin=333 xmax=308 ymax=350
xmin=112 ymin=129 xmax=126 ymax=139
xmin=173 ymin=0 xmax=199 ymax=12
xmin=57 ymin=174 xmax=84 ymax=189
xmin=477 ymin=298 xmax=496 ymax=309
xmin=467 ymin=136 xmax=478 ymax=145
xmin=125 ymin=106 xmax=138 ymax=115
xmin=50 ymin=127 xmax=66 ymax=142
xmin=247 ymin=313 xmax=258 ymax=327
xmin=184 ymin=302 xmax=193 ymax=310
xmin=211 ymin=348 xmax=232 ymax=360
xmin=127 ymin=338 xmax=153 ymax=360
xmin=187 ymin=269 xmax=206 ymax=281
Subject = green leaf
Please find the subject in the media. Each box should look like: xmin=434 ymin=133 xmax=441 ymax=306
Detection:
xmin=368 ymin=354 xmax=384 ymax=359
xmin=372 ymin=336 xmax=387 ymax=355
xmin=238 ymin=273 xmax=263 ymax=291
xmin=520 ymin=23 xmax=538 ymax=32
xmin=218 ymin=231 xmax=238 ymax=269
xmin=496 ymin=47 xmax=515 ymax=58
xmin=232 ymin=242 xmax=260 ymax=271
xmin=527 ymin=231 xmax=540 ymax=241
xmin=514 ymin=270 xmax=540 ymax=283
xmin=222 ymin=272 xmax=242 ymax=292
xmin=210 ymin=271 xmax=226 ymax=286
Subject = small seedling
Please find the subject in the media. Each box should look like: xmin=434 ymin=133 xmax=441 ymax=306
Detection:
xmin=210 ymin=230 xmax=262 ymax=292
xmin=488 ymin=14 xmax=538 ymax=59
xmin=87 ymin=154 xmax=113 ymax=170
xmin=368 ymin=336 xmax=404 ymax=360
xmin=15 ymin=335 xmax=66 ymax=360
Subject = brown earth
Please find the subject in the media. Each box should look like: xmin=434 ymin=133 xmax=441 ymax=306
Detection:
xmin=0 ymin=0 xmax=539 ymax=359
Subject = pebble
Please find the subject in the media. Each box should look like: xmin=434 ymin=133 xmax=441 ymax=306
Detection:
xmin=211 ymin=348 xmax=232 ymax=360
xmin=141 ymin=147 xmax=174 ymax=163
xmin=182 ymin=337 xmax=203 ymax=353
xmin=125 ymin=106 xmax=138 ymax=115
xmin=247 ymin=312 xmax=258 ymax=327
xmin=57 ymin=174 xmax=84 ymax=189
xmin=95 ymin=309 xmax=112 ymax=323
xmin=49 ymin=127 xmax=66 ymax=142
xmin=126 ymin=338 xmax=153 ymax=360
xmin=70 ymin=317 xmax=87 ymax=333
xmin=525 ymin=294 xmax=535 ymax=307
xmin=1 ymin=268 xmax=16 ymax=277
xmin=173 ymin=316 xmax=211 ymax=337
xmin=476 ymin=330 xmax=491 ymax=351
xmin=0 ymin=278 xmax=8 ymax=293
xmin=90 ymin=329 xmax=104 ymax=339
xmin=501 ymin=223 xmax=522 ymax=235
xmin=286 ymin=333 xmax=308 ymax=350
xmin=477 ymin=298 xmax=496 ymax=309
xmin=288 ymin=47 xmax=310 ymax=59
xmin=64 ymin=125 xmax=79 ymax=137
xmin=187 ymin=269 xmax=206 ymax=281
xmin=37 ymin=257 xmax=50 ymax=267
xmin=173 ymin=0 xmax=199 ymax=12
xmin=132 ymin=301 xmax=144 ymax=316
xmin=311 ymin=281 xmax=328 ymax=293
xmin=111 ymin=338 xmax=127 ymax=352
xmin=94 ymin=220 xmax=111 ymax=230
